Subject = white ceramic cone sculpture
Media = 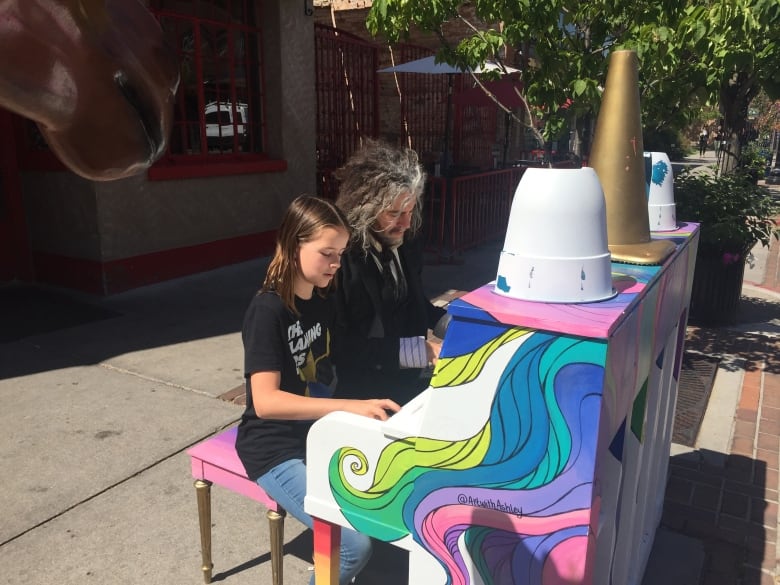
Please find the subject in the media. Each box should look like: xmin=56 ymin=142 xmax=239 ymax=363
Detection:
xmin=494 ymin=167 xmax=616 ymax=303
xmin=644 ymin=151 xmax=677 ymax=231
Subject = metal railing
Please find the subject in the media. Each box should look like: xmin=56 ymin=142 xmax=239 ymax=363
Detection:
xmin=315 ymin=24 xmax=379 ymax=198
xmin=421 ymin=176 xmax=447 ymax=255
xmin=422 ymin=167 xmax=527 ymax=260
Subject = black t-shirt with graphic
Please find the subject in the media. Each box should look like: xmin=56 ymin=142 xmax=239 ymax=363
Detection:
xmin=235 ymin=290 xmax=335 ymax=481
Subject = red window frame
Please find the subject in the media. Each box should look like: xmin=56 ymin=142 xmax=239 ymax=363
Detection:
xmin=148 ymin=0 xmax=285 ymax=180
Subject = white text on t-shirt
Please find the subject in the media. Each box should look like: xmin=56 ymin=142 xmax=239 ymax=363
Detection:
xmin=288 ymin=321 xmax=323 ymax=367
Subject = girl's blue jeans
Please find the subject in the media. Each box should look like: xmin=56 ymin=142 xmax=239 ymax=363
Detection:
xmin=257 ymin=458 xmax=372 ymax=585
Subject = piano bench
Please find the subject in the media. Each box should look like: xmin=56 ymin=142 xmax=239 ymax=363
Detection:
xmin=187 ymin=427 xmax=286 ymax=585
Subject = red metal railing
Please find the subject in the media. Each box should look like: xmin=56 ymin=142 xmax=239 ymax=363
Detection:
xmin=422 ymin=158 xmax=586 ymax=259
xmin=449 ymin=168 xmax=526 ymax=255
xmin=422 ymin=167 xmax=527 ymax=260
xmin=421 ymin=176 xmax=447 ymax=255
xmin=315 ymin=24 xmax=379 ymax=199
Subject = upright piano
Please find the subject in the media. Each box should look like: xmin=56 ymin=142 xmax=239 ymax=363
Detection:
xmin=306 ymin=223 xmax=699 ymax=585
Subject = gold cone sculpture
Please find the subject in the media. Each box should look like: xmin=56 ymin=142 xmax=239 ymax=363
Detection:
xmin=589 ymin=50 xmax=675 ymax=265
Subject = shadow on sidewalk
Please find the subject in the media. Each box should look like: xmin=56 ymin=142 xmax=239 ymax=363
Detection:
xmin=0 ymin=284 xmax=121 ymax=344
xmin=208 ymin=531 xmax=317 ymax=583
xmin=737 ymin=295 xmax=780 ymax=326
xmin=209 ymin=529 xmax=410 ymax=585
xmin=662 ymin=451 xmax=771 ymax=585
xmin=0 ymin=259 xmax=269 ymax=379
xmin=686 ymin=312 xmax=780 ymax=375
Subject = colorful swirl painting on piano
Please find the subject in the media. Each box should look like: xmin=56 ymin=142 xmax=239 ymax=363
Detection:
xmin=307 ymin=224 xmax=697 ymax=584
xmin=328 ymin=324 xmax=608 ymax=585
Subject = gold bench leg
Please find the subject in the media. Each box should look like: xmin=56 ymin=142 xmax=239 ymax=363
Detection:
xmin=267 ymin=507 xmax=286 ymax=585
xmin=194 ymin=479 xmax=213 ymax=583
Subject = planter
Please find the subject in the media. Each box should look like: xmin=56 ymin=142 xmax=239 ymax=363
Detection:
xmin=675 ymin=170 xmax=778 ymax=326
xmin=688 ymin=247 xmax=749 ymax=326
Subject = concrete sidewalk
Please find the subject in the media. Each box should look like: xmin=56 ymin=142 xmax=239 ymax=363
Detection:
xmin=1 ymin=256 xmax=339 ymax=584
xmin=1 ymin=157 xmax=778 ymax=585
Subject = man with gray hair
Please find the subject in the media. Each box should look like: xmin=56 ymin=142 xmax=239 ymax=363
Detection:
xmin=333 ymin=140 xmax=447 ymax=405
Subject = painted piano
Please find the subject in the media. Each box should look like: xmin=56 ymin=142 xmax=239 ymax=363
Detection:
xmin=305 ymin=223 xmax=699 ymax=585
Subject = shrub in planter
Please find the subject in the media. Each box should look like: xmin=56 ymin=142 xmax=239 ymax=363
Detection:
xmin=674 ymin=170 xmax=779 ymax=325
xmin=740 ymin=143 xmax=772 ymax=183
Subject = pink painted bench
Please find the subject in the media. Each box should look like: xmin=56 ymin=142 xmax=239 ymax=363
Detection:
xmin=187 ymin=426 xmax=286 ymax=584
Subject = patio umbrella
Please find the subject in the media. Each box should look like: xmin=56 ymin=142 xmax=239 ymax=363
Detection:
xmin=378 ymin=55 xmax=515 ymax=75
xmin=379 ymin=56 xmax=519 ymax=173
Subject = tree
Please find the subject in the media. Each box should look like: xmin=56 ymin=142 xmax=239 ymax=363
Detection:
xmin=367 ymin=0 xmax=780 ymax=168
xmin=366 ymin=0 xmax=694 ymax=157
xmin=751 ymin=92 xmax=780 ymax=142
xmin=671 ymin=0 xmax=780 ymax=173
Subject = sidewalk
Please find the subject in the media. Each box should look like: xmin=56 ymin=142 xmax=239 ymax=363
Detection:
xmin=0 ymin=259 xmax=321 ymax=585
xmin=659 ymin=240 xmax=780 ymax=585
xmin=651 ymin=153 xmax=780 ymax=585
xmin=662 ymin=157 xmax=780 ymax=585
xmin=0 ymin=156 xmax=778 ymax=585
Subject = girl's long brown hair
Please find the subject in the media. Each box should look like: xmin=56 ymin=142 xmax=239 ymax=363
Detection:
xmin=262 ymin=195 xmax=350 ymax=315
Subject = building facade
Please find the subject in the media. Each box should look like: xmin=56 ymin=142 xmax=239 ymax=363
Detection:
xmin=0 ymin=0 xmax=317 ymax=294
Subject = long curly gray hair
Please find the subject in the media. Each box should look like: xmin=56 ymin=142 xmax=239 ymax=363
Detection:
xmin=334 ymin=139 xmax=426 ymax=254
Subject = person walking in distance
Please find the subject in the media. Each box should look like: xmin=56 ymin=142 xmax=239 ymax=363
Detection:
xmin=699 ymin=127 xmax=709 ymax=157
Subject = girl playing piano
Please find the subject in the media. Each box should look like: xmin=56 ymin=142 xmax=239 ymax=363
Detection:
xmin=235 ymin=195 xmax=400 ymax=584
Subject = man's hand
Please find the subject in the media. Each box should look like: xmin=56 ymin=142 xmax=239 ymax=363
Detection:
xmin=426 ymin=339 xmax=442 ymax=365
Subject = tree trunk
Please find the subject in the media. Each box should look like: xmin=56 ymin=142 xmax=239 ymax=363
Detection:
xmin=572 ymin=114 xmax=592 ymax=161
xmin=774 ymin=130 xmax=780 ymax=168
xmin=718 ymin=71 xmax=758 ymax=175
xmin=718 ymin=130 xmax=741 ymax=175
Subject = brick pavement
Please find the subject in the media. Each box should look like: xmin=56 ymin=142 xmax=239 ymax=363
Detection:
xmin=665 ymin=208 xmax=780 ymax=585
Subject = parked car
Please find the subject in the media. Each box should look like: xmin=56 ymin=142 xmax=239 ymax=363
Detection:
xmin=766 ymin=167 xmax=780 ymax=185
xmin=204 ymin=101 xmax=247 ymax=149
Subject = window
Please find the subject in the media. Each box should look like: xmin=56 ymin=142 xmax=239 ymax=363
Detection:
xmin=149 ymin=0 xmax=284 ymax=178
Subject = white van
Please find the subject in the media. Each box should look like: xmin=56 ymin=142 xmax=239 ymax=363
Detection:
xmin=204 ymin=101 xmax=248 ymax=149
